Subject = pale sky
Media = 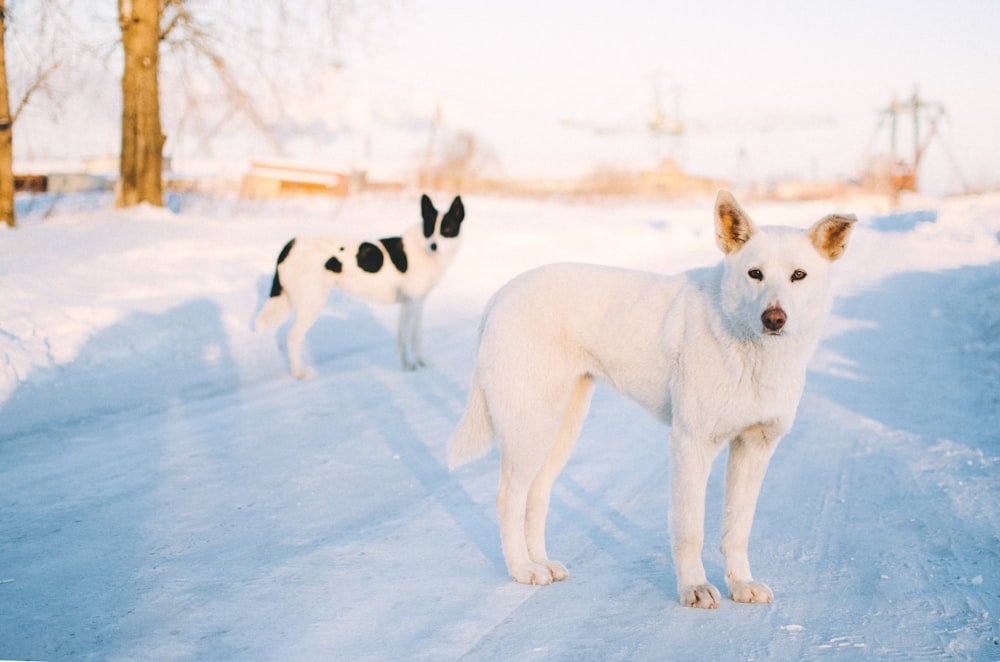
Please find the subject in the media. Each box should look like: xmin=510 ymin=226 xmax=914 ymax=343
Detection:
xmin=336 ymin=0 xmax=999 ymax=193
xmin=13 ymin=1 xmax=999 ymax=195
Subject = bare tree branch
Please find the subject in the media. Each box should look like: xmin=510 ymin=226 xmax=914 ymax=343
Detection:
xmin=11 ymin=61 xmax=60 ymax=124
xmin=159 ymin=1 xmax=284 ymax=154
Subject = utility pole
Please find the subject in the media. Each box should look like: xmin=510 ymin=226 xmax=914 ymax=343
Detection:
xmin=877 ymin=88 xmax=946 ymax=194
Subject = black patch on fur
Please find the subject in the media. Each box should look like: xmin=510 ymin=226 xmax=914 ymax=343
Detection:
xmin=277 ymin=239 xmax=295 ymax=264
xmin=269 ymin=239 xmax=296 ymax=297
xmin=380 ymin=236 xmax=408 ymax=273
xmin=324 ymin=256 xmax=343 ymax=273
xmin=269 ymin=272 xmax=283 ymax=297
xmin=421 ymin=194 xmax=438 ymax=238
xmin=440 ymin=196 xmax=465 ymax=238
xmin=357 ymin=241 xmax=384 ymax=273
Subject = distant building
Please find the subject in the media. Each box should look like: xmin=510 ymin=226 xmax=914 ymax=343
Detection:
xmin=240 ymin=161 xmax=351 ymax=198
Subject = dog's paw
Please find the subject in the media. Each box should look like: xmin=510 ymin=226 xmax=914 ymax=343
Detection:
xmin=679 ymin=583 xmax=722 ymax=609
xmin=291 ymin=367 xmax=315 ymax=380
xmin=510 ymin=561 xmax=567 ymax=586
xmin=729 ymin=580 xmax=773 ymax=604
xmin=542 ymin=559 xmax=569 ymax=582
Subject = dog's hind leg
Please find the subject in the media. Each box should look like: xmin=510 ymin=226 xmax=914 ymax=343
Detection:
xmin=524 ymin=375 xmax=595 ymax=581
xmin=285 ymin=284 xmax=328 ymax=380
xmin=722 ymin=426 xmax=779 ymax=604
xmin=496 ymin=411 xmax=566 ymax=586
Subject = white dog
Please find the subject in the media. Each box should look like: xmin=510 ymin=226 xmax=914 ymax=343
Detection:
xmin=256 ymin=194 xmax=465 ymax=378
xmin=448 ymin=190 xmax=855 ymax=608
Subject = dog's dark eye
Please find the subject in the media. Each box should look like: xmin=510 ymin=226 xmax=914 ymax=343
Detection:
xmin=791 ymin=269 xmax=807 ymax=282
xmin=748 ymin=268 xmax=763 ymax=281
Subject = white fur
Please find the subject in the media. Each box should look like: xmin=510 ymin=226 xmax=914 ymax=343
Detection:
xmin=256 ymin=195 xmax=464 ymax=378
xmin=448 ymin=190 xmax=855 ymax=608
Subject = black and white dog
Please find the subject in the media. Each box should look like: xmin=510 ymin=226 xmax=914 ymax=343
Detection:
xmin=256 ymin=194 xmax=465 ymax=378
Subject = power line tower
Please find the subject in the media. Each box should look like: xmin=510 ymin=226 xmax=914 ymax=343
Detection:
xmin=864 ymin=89 xmax=966 ymax=197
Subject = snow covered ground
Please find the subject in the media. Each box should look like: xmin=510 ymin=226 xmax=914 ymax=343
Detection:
xmin=2 ymin=189 xmax=999 ymax=660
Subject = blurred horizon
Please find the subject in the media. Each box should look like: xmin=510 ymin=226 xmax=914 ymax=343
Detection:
xmin=10 ymin=1 xmax=999 ymax=196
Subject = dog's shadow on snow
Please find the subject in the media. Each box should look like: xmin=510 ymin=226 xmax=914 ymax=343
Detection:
xmin=250 ymin=273 xmax=510 ymax=576
xmin=0 ymin=290 xmax=507 ymax=653
xmin=327 ymin=361 xmax=510 ymax=577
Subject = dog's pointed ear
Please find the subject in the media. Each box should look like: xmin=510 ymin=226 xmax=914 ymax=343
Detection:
xmin=808 ymin=213 xmax=857 ymax=261
xmin=715 ymin=189 xmax=755 ymax=254
xmin=439 ymin=196 xmax=465 ymax=238
xmin=421 ymin=194 xmax=438 ymax=238
xmin=445 ymin=196 xmax=464 ymax=224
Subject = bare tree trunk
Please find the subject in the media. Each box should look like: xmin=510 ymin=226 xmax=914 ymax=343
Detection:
xmin=118 ymin=0 xmax=163 ymax=208
xmin=0 ymin=1 xmax=15 ymax=227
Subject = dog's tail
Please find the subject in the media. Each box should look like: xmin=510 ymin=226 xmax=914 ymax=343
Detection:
xmin=254 ymin=240 xmax=295 ymax=331
xmin=447 ymin=370 xmax=494 ymax=470
xmin=254 ymin=290 xmax=290 ymax=331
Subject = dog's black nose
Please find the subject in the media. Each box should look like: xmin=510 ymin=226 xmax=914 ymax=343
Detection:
xmin=762 ymin=307 xmax=786 ymax=332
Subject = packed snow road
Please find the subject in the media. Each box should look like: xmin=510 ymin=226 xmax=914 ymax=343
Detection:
xmin=1 ymin=191 xmax=998 ymax=660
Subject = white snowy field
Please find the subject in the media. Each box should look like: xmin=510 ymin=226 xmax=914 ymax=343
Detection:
xmin=1 ymin=189 xmax=999 ymax=660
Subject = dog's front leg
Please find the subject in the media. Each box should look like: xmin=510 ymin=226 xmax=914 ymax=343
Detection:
xmin=670 ymin=434 xmax=723 ymax=608
xmin=722 ymin=427 xmax=779 ymax=604
xmin=396 ymin=296 xmax=428 ymax=370
xmin=408 ymin=297 xmax=427 ymax=368
xmin=396 ymin=297 xmax=419 ymax=370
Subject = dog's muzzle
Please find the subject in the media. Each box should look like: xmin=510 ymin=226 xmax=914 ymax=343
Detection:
xmin=761 ymin=306 xmax=787 ymax=334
